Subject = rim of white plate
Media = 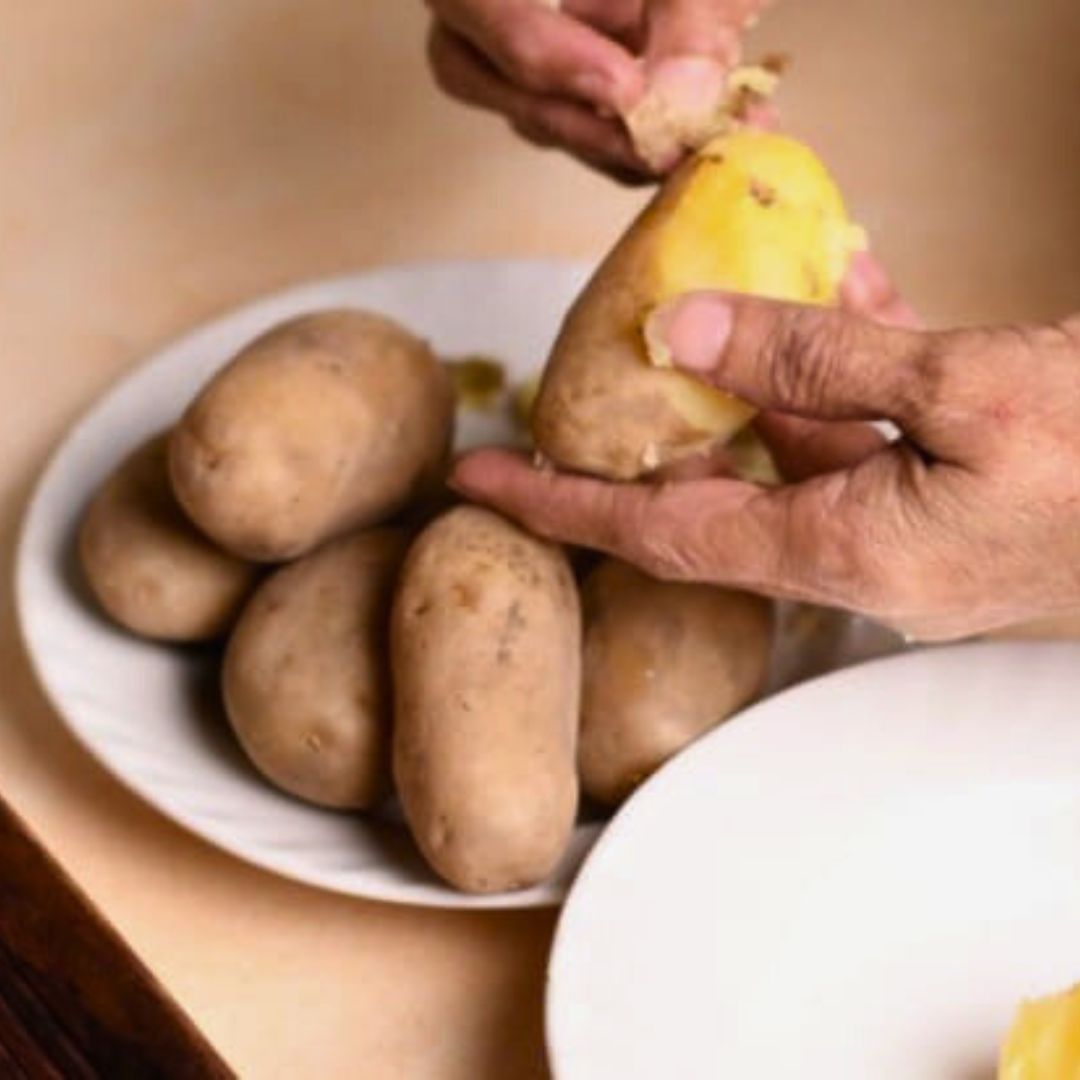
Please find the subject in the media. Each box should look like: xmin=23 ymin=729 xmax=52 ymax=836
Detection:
xmin=13 ymin=257 xmax=603 ymax=909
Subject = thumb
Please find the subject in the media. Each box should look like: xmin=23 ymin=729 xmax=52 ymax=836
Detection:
xmin=645 ymin=291 xmax=937 ymax=429
xmin=644 ymin=0 xmax=764 ymax=69
xmin=625 ymin=0 xmax=772 ymax=167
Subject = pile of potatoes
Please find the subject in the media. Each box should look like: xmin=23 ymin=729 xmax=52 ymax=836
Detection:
xmin=79 ymin=121 xmax=872 ymax=894
xmin=78 ymin=305 xmax=773 ymax=894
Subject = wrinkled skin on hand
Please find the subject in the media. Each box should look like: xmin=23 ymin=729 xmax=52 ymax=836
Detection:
xmin=453 ymin=257 xmax=1080 ymax=642
xmin=425 ymin=0 xmax=772 ymax=181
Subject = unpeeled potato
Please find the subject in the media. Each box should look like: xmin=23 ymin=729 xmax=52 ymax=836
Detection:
xmin=391 ymin=505 xmax=581 ymax=893
xmin=532 ymin=130 xmax=863 ymax=480
xmin=170 ymin=310 xmax=454 ymax=562
xmin=78 ymin=434 xmax=258 ymax=641
xmin=223 ymin=528 xmax=408 ymax=810
xmin=579 ymin=559 xmax=773 ymax=806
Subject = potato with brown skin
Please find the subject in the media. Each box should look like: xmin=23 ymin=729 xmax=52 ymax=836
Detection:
xmin=580 ymin=559 xmax=773 ymax=806
xmin=223 ymin=528 xmax=407 ymax=810
xmin=78 ymin=434 xmax=259 ymax=641
xmin=170 ymin=310 xmax=454 ymax=562
xmin=391 ymin=505 xmax=580 ymax=894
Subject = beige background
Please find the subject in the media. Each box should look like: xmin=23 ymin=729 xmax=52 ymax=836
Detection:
xmin=3 ymin=1 xmax=1080 ymax=1076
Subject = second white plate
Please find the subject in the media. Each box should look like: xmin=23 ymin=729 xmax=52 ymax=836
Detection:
xmin=548 ymin=642 xmax=1080 ymax=1076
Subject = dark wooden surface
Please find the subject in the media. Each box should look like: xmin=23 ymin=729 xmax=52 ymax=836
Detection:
xmin=0 ymin=793 xmax=234 ymax=1078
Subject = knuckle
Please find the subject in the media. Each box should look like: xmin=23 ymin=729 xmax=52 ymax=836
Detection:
xmin=907 ymin=337 xmax=957 ymax=415
xmin=764 ymin=308 xmax=853 ymax=411
xmin=499 ymin=19 xmax=552 ymax=88
xmin=427 ymin=39 xmax=456 ymax=92
xmin=509 ymin=111 xmax=555 ymax=146
xmin=612 ymin=491 xmax=699 ymax=581
xmin=777 ymin=481 xmax=904 ymax=611
xmin=427 ymin=25 xmax=468 ymax=97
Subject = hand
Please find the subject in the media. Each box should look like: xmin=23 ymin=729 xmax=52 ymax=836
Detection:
xmin=426 ymin=0 xmax=772 ymax=182
xmin=452 ymin=264 xmax=1080 ymax=641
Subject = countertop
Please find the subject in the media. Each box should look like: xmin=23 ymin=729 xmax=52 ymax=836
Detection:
xmin=3 ymin=1 xmax=1080 ymax=1075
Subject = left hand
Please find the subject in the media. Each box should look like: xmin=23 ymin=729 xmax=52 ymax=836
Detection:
xmin=426 ymin=0 xmax=773 ymax=182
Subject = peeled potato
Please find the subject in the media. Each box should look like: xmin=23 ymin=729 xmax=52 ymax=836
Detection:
xmin=1000 ymin=981 xmax=1080 ymax=1079
xmin=223 ymin=528 xmax=407 ymax=809
xmin=579 ymin=559 xmax=773 ymax=806
xmin=532 ymin=130 xmax=863 ymax=480
xmin=170 ymin=310 xmax=454 ymax=561
xmin=78 ymin=434 xmax=258 ymax=641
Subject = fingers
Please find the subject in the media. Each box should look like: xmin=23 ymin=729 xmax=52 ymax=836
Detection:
xmin=429 ymin=26 xmax=650 ymax=177
xmin=645 ymin=291 xmax=937 ymax=428
xmin=749 ymin=251 xmax=910 ymax=481
xmin=618 ymin=0 xmax=772 ymax=170
xmin=432 ymin=0 xmax=643 ymax=112
xmin=643 ymin=0 xmax=766 ymax=68
xmin=450 ymin=447 xmax=909 ymax=612
xmin=451 ymin=448 xmax=783 ymax=588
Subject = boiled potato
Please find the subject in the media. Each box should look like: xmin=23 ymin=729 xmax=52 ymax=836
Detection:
xmin=1000 ymin=981 xmax=1080 ymax=1079
xmin=532 ymin=130 xmax=864 ymax=480
xmin=391 ymin=505 xmax=580 ymax=893
xmin=170 ymin=310 xmax=454 ymax=561
xmin=78 ymin=434 xmax=258 ymax=641
xmin=223 ymin=528 xmax=407 ymax=809
xmin=579 ymin=559 xmax=772 ymax=806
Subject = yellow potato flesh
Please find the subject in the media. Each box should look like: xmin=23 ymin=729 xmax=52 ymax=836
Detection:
xmin=1000 ymin=982 xmax=1080 ymax=1079
xmin=648 ymin=130 xmax=861 ymax=439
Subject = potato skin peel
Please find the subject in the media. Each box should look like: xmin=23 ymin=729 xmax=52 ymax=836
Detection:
xmin=223 ymin=528 xmax=408 ymax=810
xmin=170 ymin=310 xmax=454 ymax=562
xmin=391 ymin=506 xmax=581 ymax=894
xmin=579 ymin=560 xmax=773 ymax=806
xmin=78 ymin=434 xmax=258 ymax=641
xmin=532 ymin=131 xmax=861 ymax=480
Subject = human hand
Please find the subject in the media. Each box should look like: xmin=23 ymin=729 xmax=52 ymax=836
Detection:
xmin=426 ymin=0 xmax=772 ymax=182
xmin=452 ymin=264 xmax=1080 ymax=641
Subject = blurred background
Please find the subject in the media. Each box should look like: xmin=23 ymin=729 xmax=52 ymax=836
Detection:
xmin=3 ymin=1 xmax=1080 ymax=1075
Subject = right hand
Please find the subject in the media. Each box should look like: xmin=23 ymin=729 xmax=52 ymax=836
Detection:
xmin=425 ymin=0 xmax=772 ymax=182
xmin=451 ymin=259 xmax=1080 ymax=641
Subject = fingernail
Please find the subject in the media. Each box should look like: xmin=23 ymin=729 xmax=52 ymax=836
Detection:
xmin=646 ymin=56 xmax=727 ymax=128
xmin=645 ymin=294 xmax=734 ymax=375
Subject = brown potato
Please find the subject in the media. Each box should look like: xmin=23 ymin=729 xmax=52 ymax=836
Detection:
xmin=170 ymin=310 xmax=454 ymax=561
xmin=391 ymin=506 xmax=580 ymax=893
xmin=223 ymin=528 xmax=407 ymax=810
xmin=579 ymin=559 xmax=773 ymax=806
xmin=78 ymin=434 xmax=258 ymax=641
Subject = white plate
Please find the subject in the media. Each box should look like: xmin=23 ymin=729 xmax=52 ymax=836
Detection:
xmin=16 ymin=258 xmax=899 ymax=908
xmin=548 ymin=642 xmax=1080 ymax=1075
